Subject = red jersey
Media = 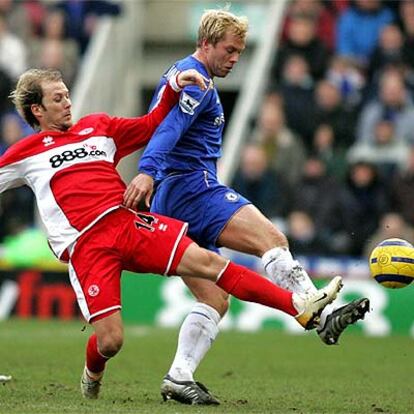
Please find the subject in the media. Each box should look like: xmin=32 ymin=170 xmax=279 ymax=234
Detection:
xmin=0 ymin=82 xmax=180 ymax=261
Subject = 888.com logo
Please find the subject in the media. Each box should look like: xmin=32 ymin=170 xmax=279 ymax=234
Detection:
xmin=49 ymin=146 xmax=107 ymax=168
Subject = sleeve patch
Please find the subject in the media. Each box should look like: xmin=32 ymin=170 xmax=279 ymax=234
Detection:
xmin=179 ymin=92 xmax=200 ymax=115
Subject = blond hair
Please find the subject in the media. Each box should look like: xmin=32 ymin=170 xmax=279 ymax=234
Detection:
xmin=9 ymin=68 xmax=63 ymax=129
xmin=197 ymin=9 xmax=248 ymax=47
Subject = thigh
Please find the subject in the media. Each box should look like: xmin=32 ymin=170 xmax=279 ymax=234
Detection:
xmin=218 ymin=204 xmax=287 ymax=256
xmin=121 ymin=210 xmax=191 ymax=276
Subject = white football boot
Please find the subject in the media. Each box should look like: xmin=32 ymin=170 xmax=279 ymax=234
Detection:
xmin=292 ymin=276 xmax=343 ymax=329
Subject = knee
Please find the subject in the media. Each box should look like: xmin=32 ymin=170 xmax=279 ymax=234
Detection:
xmin=257 ymin=225 xmax=289 ymax=255
xmin=98 ymin=332 xmax=123 ymax=358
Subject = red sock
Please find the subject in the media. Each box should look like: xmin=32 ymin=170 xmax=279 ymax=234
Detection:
xmin=86 ymin=334 xmax=109 ymax=374
xmin=216 ymin=262 xmax=297 ymax=316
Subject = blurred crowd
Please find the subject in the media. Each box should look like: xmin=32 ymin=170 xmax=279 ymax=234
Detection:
xmin=2 ymin=0 xmax=414 ymax=260
xmin=0 ymin=0 xmax=120 ymax=244
xmin=231 ymin=0 xmax=414 ymax=257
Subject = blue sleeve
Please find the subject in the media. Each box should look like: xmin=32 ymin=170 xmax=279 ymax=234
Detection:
xmin=138 ymin=84 xmax=212 ymax=177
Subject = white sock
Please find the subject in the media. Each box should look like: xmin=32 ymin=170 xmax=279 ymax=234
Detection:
xmin=261 ymin=247 xmax=317 ymax=294
xmin=168 ymin=303 xmax=221 ymax=382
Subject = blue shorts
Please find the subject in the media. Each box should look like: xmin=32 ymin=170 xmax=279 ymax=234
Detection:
xmin=151 ymin=170 xmax=250 ymax=252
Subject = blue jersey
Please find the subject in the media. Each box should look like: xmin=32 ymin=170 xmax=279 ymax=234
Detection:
xmin=139 ymin=55 xmax=225 ymax=180
xmin=138 ymin=55 xmax=250 ymax=251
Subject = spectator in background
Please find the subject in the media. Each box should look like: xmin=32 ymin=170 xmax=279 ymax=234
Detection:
xmin=0 ymin=0 xmax=45 ymax=41
xmin=0 ymin=112 xmax=35 ymax=241
xmin=0 ymin=11 xmax=27 ymax=80
xmin=271 ymin=12 xmax=330 ymax=82
xmin=252 ymin=94 xmax=306 ymax=189
xmin=311 ymin=123 xmax=348 ymax=181
xmin=338 ymin=161 xmax=390 ymax=255
xmin=368 ymin=24 xmax=405 ymax=82
xmin=356 ymin=69 xmax=414 ymax=144
xmin=281 ymin=0 xmax=344 ymax=52
xmin=390 ymin=146 xmax=414 ymax=226
xmin=274 ymin=54 xmax=314 ymax=141
xmin=0 ymin=112 xmax=26 ymax=154
xmin=56 ymin=0 xmax=121 ymax=54
xmin=232 ymin=144 xmax=287 ymax=219
xmin=348 ymin=118 xmax=409 ymax=181
xmin=0 ymin=68 xmax=13 ymax=115
xmin=311 ymin=79 xmax=356 ymax=150
xmin=336 ymin=0 xmax=394 ymax=68
xmin=291 ymin=155 xmax=340 ymax=238
xmin=363 ymin=212 xmax=414 ymax=258
xmin=28 ymin=8 xmax=79 ymax=87
xmin=399 ymin=0 xmax=414 ymax=71
xmin=286 ymin=210 xmax=331 ymax=256
xmin=326 ymin=55 xmax=365 ymax=109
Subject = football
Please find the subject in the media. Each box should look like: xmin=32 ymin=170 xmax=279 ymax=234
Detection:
xmin=369 ymin=238 xmax=414 ymax=288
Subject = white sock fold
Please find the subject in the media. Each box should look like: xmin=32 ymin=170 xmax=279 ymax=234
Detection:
xmin=168 ymin=303 xmax=221 ymax=382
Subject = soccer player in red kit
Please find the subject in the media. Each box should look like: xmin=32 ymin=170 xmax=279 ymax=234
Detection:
xmin=0 ymin=68 xmax=342 ymax=401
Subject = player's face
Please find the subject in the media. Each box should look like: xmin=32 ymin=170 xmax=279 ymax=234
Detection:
xmin=33 ymin=80 xmax=73 ymax=132
xmin=205 ymin=31 xmax=245 ymax=78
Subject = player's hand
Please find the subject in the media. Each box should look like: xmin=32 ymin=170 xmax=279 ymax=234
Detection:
xmin=123 ymin=173 xmax=154 ymax=209
xmin=177 ymin=69 xmax=209 ymax=90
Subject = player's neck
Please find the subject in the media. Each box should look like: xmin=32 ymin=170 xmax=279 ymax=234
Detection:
xmin=192 ymin=50 xmax=213 ymax=78
xmin=39 ymin=122 xmax=71 ymax=133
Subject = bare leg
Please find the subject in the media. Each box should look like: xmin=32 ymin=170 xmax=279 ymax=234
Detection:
xmin=219 ymin=205 xmax=316 ymax=293
xmin=81 ymin=311 xmax=123 ymax=399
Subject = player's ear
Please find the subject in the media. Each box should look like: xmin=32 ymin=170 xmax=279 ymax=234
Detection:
xmin=31 ymin=103 xmax=43 ymax=120
xmin=200 ymin=38 xmax=211 ymax=52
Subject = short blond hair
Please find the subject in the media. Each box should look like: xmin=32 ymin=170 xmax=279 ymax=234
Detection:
xmin=197 ymin=9 xmax=248 ymax=47
xmin=9 ymin=68 xmax=63 ymax=129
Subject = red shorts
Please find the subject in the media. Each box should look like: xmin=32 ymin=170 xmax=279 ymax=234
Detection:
xmin=68 ymin=207 xmax=193 ymax=322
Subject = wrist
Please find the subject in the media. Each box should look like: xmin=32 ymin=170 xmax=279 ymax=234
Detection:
xmin=138 ymin=169 xmax=156 ymax=179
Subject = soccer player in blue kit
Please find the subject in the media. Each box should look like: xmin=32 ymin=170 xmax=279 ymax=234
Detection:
xmin=124 ymin=8 xmax=370 ymax=405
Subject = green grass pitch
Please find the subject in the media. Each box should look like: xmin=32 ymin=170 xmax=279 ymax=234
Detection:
xmin=0 ymin=319 xmax=413 ymax=414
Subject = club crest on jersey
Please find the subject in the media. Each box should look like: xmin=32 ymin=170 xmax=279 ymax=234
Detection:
xmin=78 ymin=127 xmax=94 ymax=135
xmin=179 ymin=92 xmax=200 ymax=115
xmin=88 ymin=284 xmax=100 ymax=297
xmin=42 ymin=136 xmax=55 ymax=147
xmin=225 ymin=192 xmax=239 ymax=202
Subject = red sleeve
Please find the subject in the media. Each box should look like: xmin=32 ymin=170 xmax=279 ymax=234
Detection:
xmin=108 ymin=83 xmax=179 ymax=164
